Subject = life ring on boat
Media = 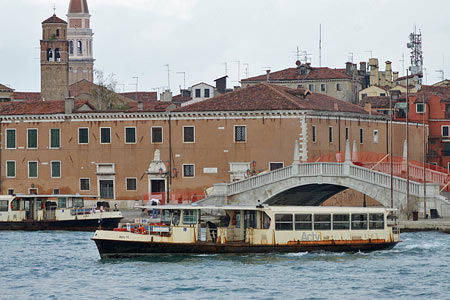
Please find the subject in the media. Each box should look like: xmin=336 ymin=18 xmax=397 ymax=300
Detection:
xmin=10 ymin=201 xmax=14 ymax=209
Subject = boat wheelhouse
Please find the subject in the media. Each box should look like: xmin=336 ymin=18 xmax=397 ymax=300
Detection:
xmin=0 ymin=194 xmax=122 ymax=231
xmin=92 ymin=204 xmax=400 ymax=258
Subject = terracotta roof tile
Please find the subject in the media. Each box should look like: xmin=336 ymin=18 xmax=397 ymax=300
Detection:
xmin=42 ymin=14 xmax=67 ymax=24
xmin=242 ymin=66 xmax=352 ymax=82
xmin=0 ymin=100 xmax=94 ymax=115
xmin=359 ymin=96 xmax=392 ymax=108
xmin=13 ymin=92 xmax=41 ymax=101
xmin=119 ymin=92 xmax=157 ymax=102
xmin=175 ymin=83 xmax=367 ymax=114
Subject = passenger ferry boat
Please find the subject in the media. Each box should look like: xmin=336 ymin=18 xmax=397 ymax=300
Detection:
xmin=0 ymin=194 xmax=122 ymax=231
xmin=92 ymin=204 xmax=400 ymax=258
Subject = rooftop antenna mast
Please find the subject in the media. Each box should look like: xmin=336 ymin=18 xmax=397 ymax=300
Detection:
xmin=130 ymin=76 xmax=138 ymax=101
xmin=399 ymin=53 xmax=405 ymax=76
xmin=348 ymin=52 xmax=354 ymax=63
xmin=222 ymin=62 xmax=229 ymax=76
xmin=407 ymin=26 xmax=423 ymax=83
xmin=243 ymin=63 xmax=249 ymax=78
xmin=163 ymin=64 xmax=171 ymax=90
xmin=232 ymin=60 xmax=241 ymax=83
xmin=53 ymin=3 xmax=56 ymax=14
xmin=176 ymin=72 xmax=186 ymax=90
xmin=435 ymin=55 xmax=445 ymax=81
xmin=319 ymin=24 xmax=322 ymax=67
xmin=294 ymin=46 xmax=301 ymax=62
xmin=300 ymin=51 xmax=312 ymax=64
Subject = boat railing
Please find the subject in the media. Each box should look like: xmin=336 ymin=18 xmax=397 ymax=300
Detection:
xmin=217 ymin=227 xmax=242 ymax=243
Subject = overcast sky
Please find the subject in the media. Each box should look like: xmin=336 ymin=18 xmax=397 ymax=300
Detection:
xmin=1 ymin=0 xmax=449 ymax=94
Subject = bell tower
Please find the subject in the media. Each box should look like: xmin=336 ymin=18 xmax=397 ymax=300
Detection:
xmin=67 ymin=0 xmax=94 ymax=85
xmin=40 ymin=14 xmax=69 ymax=101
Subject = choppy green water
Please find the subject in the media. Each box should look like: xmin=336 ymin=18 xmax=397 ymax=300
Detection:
xmin=0 ymin=231 xmax=449 ymax=299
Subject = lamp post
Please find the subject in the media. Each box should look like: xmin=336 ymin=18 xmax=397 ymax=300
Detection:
xmin=406 ymin=70 xmax=410 ymax=219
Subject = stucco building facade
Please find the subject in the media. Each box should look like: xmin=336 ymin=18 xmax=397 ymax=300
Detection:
xmin=0 ymin=84 xmax=426 ymax=207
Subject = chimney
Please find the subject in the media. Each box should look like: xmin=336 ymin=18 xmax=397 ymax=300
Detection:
xmin=333 ymin=102 xmax=339 ymax=111
xmin=215 ymin=76 xmax=227 ymax=94
xmin=160 ymin=90 xmax=172 ymax=102
xmin=138 ymin=101 xmax=143 ymax=111
xmin=364 ymin=102 xmax=372 ymax=114
xmin=345 ymin=62 xmax=353 ymax=76
xmin=65 ymin=97 xmax=75 ymax=114
xmin=385 ymin=61 xmax=392 ymax=85
xmin=359 ymin=61 xmax=366 ymax=72
xmin=266 ymin=70 xmax=270 ymax=82
xmin=369 ymin=58 xmax=379 ymax=86
xmin=393 ymin=72 xmax=399 ymax=82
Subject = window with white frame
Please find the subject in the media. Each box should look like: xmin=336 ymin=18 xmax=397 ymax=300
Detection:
xmin=51 ymin=161 xmax=61 ymax=178
xmin=234 ymin=125 xmax=246 ymax=142
xmin=6 ymin=129 xmax=16 ymax=149
xmin=6 ymin=161 xmax=15 ymax=178
xmin=204 ymin=89 xmax=210 ymax=98
xmin=270 ymin=162 xmax=284 ymax=171
xmin=183 ymin=126 xmax=195 ymax=143
xmin=27 ymin=129 xmax=38 ymax=149
xmin=183 ymin=164 xmax=195 ymax=177
xmin=80 ymin=178 xmax=90 ymax=191
xmin=373 ymin=130 xmax=379 ymax=144
xmin=125 ymin=127 xmax=136 ymax=144
xmin=416 ymin=103 xmax=425 ymax=113
xmin=151 ymin=127 xmax=163 ymax=143
xmin=312 ymin=125 xmax=317 ymax=143
xmin=7 ymin=189 xmax=14 ymax=195
xmin=442 ymin=126 xmax=449 ymax=137
xmin=195 ymin=89 xmax=201 ymax=98
xmin=50 ymin=128 xmax=60 ymax=148
xmin=126 ymin=178 xmax=137 ymax=191
xmin=100 ymin=127 xmax=111 ymax=144
xmin=329 ymin=126 xmax=333 ymax=143
xmin=78 ymin=128 xmax=89 ymax=144
xmin=360 ymin=128 xmax=364 ymax=144
xmin=28 ymin=161 xmax=38 ymax=178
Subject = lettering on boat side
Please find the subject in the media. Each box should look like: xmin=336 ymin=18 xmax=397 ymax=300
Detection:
xmin=118 ymin=235 xmax=130 ymax=239
xmin=301 ymin=232 xmax=321 ymax=241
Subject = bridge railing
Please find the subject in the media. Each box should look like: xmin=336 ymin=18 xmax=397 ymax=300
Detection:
xmin=228 ymin=165 xmax=292 ymax=195
xmin=227 ymin=162 xmax=430 ymax=197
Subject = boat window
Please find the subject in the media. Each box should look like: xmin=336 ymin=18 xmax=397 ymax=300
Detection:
xmin=275 ymin=214 xmax=293 ymax=231
xmin=369 ymin=213 xmax=384 ymax=230
xmin=333 ymin=214 xmax=350 ymax=230
xmin=351 ymin=214 xmax=368 ymax=230
xmin=314 ymin=214 xmax=331 ymax=230
xmin=58 ymin=197 xmax=67 ymax=208
xmin=183 ymin=209 xmax=197 ymax=225
xmin=0 ymin=200 xmax=8 ymax=212
xmin=244 ymin=211 xmax=257 ymax=228
xmin=161 ymin=210 xmax=171 ymax=226
xmin=235 ymin=211 xmax=241 ymax=228
xmin=295 ymin=214 xmax=312 ymax=230
xmin=172 ymin=210 xmax=180 ymax=226
xmin=262 ymin=212 xmax=271 ymax=229
xmin=11 ymin=199 xmax=19 ymax=210
xmin=73 ymin=198 xmax=83 ymax=208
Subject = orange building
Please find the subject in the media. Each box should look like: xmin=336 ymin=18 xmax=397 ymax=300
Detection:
xmin=0 ymin=84 xmax=425 ymax=208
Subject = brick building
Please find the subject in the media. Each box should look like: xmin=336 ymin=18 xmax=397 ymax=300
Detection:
xmin=0 ymin=84 xmax=425 ymax=208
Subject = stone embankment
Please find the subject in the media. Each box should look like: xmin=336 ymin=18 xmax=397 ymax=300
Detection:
xmin=398 ymin=219 xmax=450 ymax=234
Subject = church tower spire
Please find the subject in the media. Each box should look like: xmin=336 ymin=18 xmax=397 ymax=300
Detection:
xmin=67 ymin=0 xmax=94 ymax=85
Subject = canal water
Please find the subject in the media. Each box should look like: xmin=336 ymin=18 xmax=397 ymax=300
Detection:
xmin=1 ymin=231 xmax=449 ymax=300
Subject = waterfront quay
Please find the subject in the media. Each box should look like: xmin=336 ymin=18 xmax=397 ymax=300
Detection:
xmin=399 ymin=218 xmax=450 ymax=234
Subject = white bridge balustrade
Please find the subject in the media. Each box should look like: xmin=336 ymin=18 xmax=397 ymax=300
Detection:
xmin=203 ymin=160 xmax=450 ymax=219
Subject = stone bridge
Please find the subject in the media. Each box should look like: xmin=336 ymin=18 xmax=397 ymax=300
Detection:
xmin=200 ymin=142 xmax=450 ymax=219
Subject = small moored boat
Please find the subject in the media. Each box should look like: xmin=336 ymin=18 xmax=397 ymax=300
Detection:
xmin=92 ymin=204 xmax=400 ymax=258
xmin=0 ymin=194 xmax=123 ymax=231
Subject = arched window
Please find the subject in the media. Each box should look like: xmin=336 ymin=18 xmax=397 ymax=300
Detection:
xmin=47 ymin=48 xmax=53 ymax=62
xmin=69 ymin=41 xmax=74 ymax=55
xmin=55 ymin=48 xmax=61 ymax=62
xmin=77 ymin=41 xmax=82 ymax=56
